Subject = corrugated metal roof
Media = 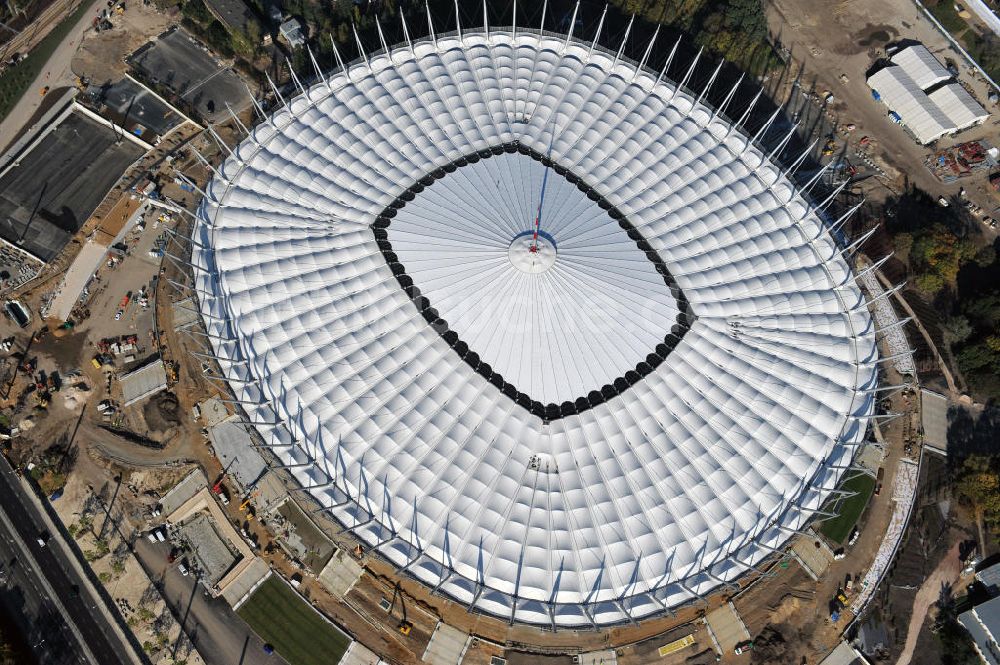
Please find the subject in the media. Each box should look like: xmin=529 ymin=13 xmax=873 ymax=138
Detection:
xmin=928 ymin=82 xmax=990 ymax=130
xmin=890 ymin=45 xmax=952 ymax=90
xmin=867 ymin=67 xmax=953 ymax=144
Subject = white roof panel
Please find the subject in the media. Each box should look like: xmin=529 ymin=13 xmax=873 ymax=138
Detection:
xmin=868 ymin=67 xmax=954 ymax=144
xmin=928 ymin=82 xmax=990 ymax=130
xmin=193 ymin=31 xmax=877 ymax=627
xmin=889 ymin=44 xmax=952 ymax=90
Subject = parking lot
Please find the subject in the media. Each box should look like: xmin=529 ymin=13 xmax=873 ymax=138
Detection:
xmin=0 ymin=109 xmax=145 ymax=261
xmin=80 ymin=202 xmax=172 ymax=360
xmin=128 ymin=28 xmax=250 ymax=123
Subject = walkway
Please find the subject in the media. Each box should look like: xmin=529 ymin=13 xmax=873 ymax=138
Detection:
xmin=894 ymin=540 xmax=962 ymax=665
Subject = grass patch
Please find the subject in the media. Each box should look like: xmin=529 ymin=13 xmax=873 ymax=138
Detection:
xmin=237 ymin=576 xmax=349 ymax=665
xmin=0 ymin=0 xmax=96 ymax=122
xmin=926 ymin=0 xmax=970 ymax=37
xmin=819 ymin=474 xmax=876 ymax=544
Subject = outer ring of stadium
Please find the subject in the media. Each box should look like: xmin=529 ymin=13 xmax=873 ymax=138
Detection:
xmin=191 ymin=27 xmax=879 ymax=628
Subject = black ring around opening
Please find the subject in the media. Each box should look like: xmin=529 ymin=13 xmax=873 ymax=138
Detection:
xmin=372 ymin=140 xmax=694 ymax=422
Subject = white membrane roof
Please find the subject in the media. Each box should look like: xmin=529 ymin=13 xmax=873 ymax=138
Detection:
xmin=388 ymin=152 xmax=681 ymax=405
xmin=193 ymin=30 xmax=878 ymax=627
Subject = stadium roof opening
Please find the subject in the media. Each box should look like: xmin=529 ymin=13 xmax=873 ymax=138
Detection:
xmin=192 ymin=30 xmax=878 ymax=627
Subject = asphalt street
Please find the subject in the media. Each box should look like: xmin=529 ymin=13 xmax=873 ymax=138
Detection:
xmin=134 ymin=538 xmax=286 ymax=665
xmin=0 ymin=517 xmax=84 ymax=664
xmin=0 ymin=456 xmax=138 ymax=665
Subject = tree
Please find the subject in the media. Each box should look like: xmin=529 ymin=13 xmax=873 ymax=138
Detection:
xmin=894 ymin=231 xmax=914 ymax=256
xmin=974 ymin=245 xmax=996 ymax=268
xmin=942 ymin=315 xmax=973 ymax=344
xmin=181 ymin=0 xmax=212 ymax=24
xmin=954 ymin=454 xmax=1000 ymax=549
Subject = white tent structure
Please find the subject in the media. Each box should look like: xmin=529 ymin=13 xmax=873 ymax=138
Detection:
xmin=190 ymin=26 xmax=879 ymax=627
xmin=888 ymin=44 xmax=951 ymax=90
xmin=867 ymin=67 xmax=954 ymax=144
xmin=869 ymin=43 xmax=989 ymax=144
xmin=928 ymin=82 xmax=991 ymax=131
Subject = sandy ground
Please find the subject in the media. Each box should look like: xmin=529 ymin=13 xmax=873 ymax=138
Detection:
xmin=895 ymin=540 xmax=962 ymax=665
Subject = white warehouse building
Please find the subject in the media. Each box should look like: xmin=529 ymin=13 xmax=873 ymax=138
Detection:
xmin=190 ymin=26 xmax=880 ymax=627
xmin=868 ymin=44 xmax=989 ymax=144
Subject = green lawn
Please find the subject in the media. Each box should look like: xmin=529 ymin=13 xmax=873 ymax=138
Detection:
xmin=819 ymin=474 xmax=876 ymax=545
xmin=926 ymin=0 xmax=970 ymax=37
xmin=237 ymin=576 xmax=350 ymax=665
xmin=0 ymin=0 xmax=96 ymax=122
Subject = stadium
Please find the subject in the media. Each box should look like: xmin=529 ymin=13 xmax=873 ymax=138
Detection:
xmin=190 ymin=23 xmax=880 ymax=628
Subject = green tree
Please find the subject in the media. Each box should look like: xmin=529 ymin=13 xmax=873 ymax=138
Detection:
xmin=942 ymin=315 xmax=973 ymax=344
xmin=181 ymin=0 xmax=212 ymax=24
xmin=954 ymin=454 xmax=1000 ymax=548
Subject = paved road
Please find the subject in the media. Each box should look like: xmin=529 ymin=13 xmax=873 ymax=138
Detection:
xmin=0 ymin=0 xmax=102 ymax=154
xmin=0 ymin=515 xmax=86 ymax=664
xmin=0 ymin=456 xmax=138 ymax=665
xmin=133 ymin=538 xmax=287 ymax=665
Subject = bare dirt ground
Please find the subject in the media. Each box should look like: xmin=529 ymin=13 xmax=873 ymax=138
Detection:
xmin=70 ymin=1 xmax=177 ymax=84
xmin=766 ymin=0 xmax=1000 ymax=218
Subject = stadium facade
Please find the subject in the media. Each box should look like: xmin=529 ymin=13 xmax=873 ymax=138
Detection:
xmin=190 ymin=24 xmax=879 ymax=627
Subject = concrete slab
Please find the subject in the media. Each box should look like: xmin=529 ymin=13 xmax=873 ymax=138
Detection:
xmin=341 ymin=640 xmax=383 ymax=665
xmin=578 ymin=649 xmax=617 ymax=665
xmin=318 ymin=549 xmax=363 ymax=598
xmin=792 ymin=532 xmax=835 ymax=580
xmin=172 ymin=297 xmax=200 ymax=330
xmin=273 ymin=498 xmax=335 ymax=572
xmin=159 ymin=468 xmax=208 ymax=516
xmin=207 ymin=416 xmax=266 ymax=493
xmin=818 ymin=640 xmax=866 ymax=665
xmin=48 ymin=240 xmax=107 ymax=321
xmin=855 ymin=442 xmax=886 ymax=473
xmin=921 ymin=389 xmax=949 ymax=456
xmin=421 ymin=622 xmax=469 ymax=665
xmin=166 ymin=487 xmax=258 ymax=597
xmin=175 ymin=511 xmax=239 ymax=586
xmin=119 ymin=358 xmax=168 ymax=405
xmin=704 ymin=602 xmax=750 ymax=656
xmin=220 ymin=557 xmax=269 ymax=607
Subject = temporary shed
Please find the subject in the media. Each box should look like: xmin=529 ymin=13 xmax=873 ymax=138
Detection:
xmin=867 ymin=67 xmax=954 ymax=144
xmin=928 ymin=82 xmax=990 ymax=131
xmin=889 ymin=44 xmax=952 ymax=90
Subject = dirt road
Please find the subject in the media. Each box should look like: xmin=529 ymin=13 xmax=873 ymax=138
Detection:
xmin=0 ymin=0 xmax=102 ymax=154
xmin=895 ymin=540 xmax=961 ymax=665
